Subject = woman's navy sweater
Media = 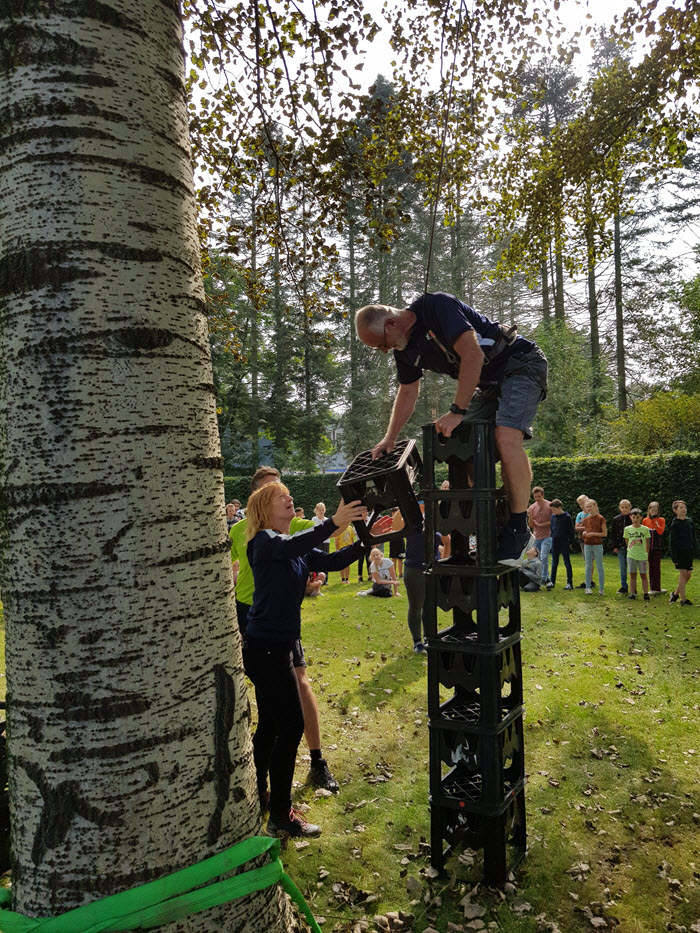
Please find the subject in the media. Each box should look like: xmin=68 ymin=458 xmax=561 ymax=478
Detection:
xmin=246 ymin=517 xmax=363 ymax=642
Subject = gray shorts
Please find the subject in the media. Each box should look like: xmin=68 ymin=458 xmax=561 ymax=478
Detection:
xmin=495 ymin=348 xmax=548 ymax=440
xmin=292 ymin=638 xmax=306 ymax=668
xmin=627 ymin=557 xmax=648 ymax=574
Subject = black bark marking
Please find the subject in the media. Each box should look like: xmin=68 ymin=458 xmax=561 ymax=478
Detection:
xmin=155 ymin=538 xmax=232 ymax=568
xmin=37 ymin=70 xmax=116 ymax=88
xmin=26 ymin=714 xmax=44 ymax=743
xmin=0 ymin=244 xmax=163 ymax=298
xmin=49 ymin=724 xmax=197 ymax=763
xmin=101 ymin=521 xmax=134 ymax=559
xmin=2 ymin=480 xmax=129 ymax=510
xmin=0 ymin=124 xmax=115 ymax=154
xmin=190 ymin=456 xmax=224 ymax=471
xmin=156 ymin=66 xmax=185 ymax=98
xmin=0 ymin=96 xmax=127 ymax=131
xmin=2 ymin=0 xmax=144 ymax=34
xmin=142 ymin=762 xmax=159 ymax=790
xmin=196 ymin=382 xmax=218 ymax=397
xmin=54 ymin=689 xmax=151 ymax=723
xmin=16 ymin=757 xmax=124 ymax=865
xmin=0 ymin=23 xmax=98 ymax=73
xmin=128 ymin=220 xmax=158 ymax=233
xmin=207 ymin=665 xmax=235 ymax=845
xmin=78 ymin=629 xmax=104 ymax=645
xmin=0 ymin=151 xmax=192 ymax=197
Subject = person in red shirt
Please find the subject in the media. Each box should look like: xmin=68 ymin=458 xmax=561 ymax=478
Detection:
xmin=643 ymin=501 xmax=666 ymax=595
xmin=527 ymin=486 xmax=553 ymax=585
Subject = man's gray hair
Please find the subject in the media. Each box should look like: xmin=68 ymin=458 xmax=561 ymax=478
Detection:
xmin=355 ymin=304 xmax=398 ymax=336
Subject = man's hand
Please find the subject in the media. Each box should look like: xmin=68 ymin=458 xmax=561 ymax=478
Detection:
xmin=372 ymin=437 xmax=395 ymax=460
xmin=434 ymin=410 xmax=464 ymax=438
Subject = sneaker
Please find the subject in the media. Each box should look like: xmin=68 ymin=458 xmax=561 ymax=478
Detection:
xmin=660 ymin=588 xmax=668 ymax=594
xmin=617 ymin=586 xmax=628 ymax=594
xmin=643 ymin=593 xmax=650 ymax=601
xmin=356 ymin=589 xmax=371 ymax=597
xmin=498 ymin=529 xmax=534 ymax=567
xmin=413 ymin=641 xmax=428 ymax=654
xmin=585 ymin=588 xmax=592 ymax=595
xmin=599 ymin=589 xmax=604 ymax=596
xmin=309 ymin=758 xmax=339 ymax=793
xmin=627 ymin=594 xmax=636 ymax=600
xmin=564 ymin=583 xmax=573 ymax=590
xmin=358 ymin=577 xmax=364 ymax=583
xmin=266 ymin=808 xmax=322 ymax=838
xmin=670 ymin=592 xmax=680 ymax=604
xmin=577 ymin=582 xmax=587 ymax=589
xmin=681 ymin=599 xmax=693 ymax=606
xmin=546 ymin=581 xmax=555 ymax=590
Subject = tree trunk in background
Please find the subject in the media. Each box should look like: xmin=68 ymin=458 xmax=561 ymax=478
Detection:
xmin=541 ymin=258 xmax=551 ymax=321
xmin=249 ymin=201 xmax=261 ymax=471
xmin=585 ymin=207 xmax=602 ymax=416
xmin=614 ymin=209 xmax=627 ymax=411
xmin=0 ymin=2 xmax=287 ymax=928
xmin=554 ymin=248 xmax=565 ymax=321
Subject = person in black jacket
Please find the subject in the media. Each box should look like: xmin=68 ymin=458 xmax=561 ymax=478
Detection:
xmin=549 ymin=500 xmax=575 ymax=589
xmin=243 ymin=483 xmax=391 ymax=838
xmin=669 ymin=500 xmax=697 ymax=606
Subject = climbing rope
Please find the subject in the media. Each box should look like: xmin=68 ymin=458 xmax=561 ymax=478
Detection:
xmin=0 ymin=836 xmax=321 ymax=933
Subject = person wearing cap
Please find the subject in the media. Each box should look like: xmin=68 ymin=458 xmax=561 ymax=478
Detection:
xmin=355 ymin=292 xmax=547 ymax=566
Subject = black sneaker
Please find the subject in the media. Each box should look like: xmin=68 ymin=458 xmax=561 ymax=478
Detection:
xmin=643 ymin=593 xmax=650 ymax=601
xmin=309 ymin=758 xmax=339 ymax=793
xmin=681 ymin=599 xmax=693 ymax=606
xmin=617 ymin=586 xmax=628 ymax=594
xmin=627 ymin=594 xmax=636 ymax=600
xmin=266 ymin=808 xmax=321 ymax=838
xmin=498 ymin=529 xmax=534 ymax=567
xmin=670 ymin=592 xmax=680 ymax=604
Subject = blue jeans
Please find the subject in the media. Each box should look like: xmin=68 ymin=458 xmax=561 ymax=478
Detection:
xmin=534 ymin=536 xmax=553 ymax=583
xmin=585 ymin=545 xmax=604 ymax=591
xmin=617 ymin=549 xmax=627 ymax=589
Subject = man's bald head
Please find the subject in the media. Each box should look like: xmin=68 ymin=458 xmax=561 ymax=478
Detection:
xmin=355 ymin=304 xmax=411 ymax=353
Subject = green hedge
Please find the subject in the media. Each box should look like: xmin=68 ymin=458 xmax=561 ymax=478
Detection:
xmin=529 ymin=451 xmax=699 ymax=530
xmin=225 ymin=451 xmax=699 ymax=547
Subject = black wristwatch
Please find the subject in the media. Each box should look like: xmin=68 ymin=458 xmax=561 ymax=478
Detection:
xmin=449 ymin=403 xmax=468 ymax=416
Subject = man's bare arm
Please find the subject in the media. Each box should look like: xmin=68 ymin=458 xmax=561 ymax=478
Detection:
xmin=372 ymin=380 xmax=420 ymax=459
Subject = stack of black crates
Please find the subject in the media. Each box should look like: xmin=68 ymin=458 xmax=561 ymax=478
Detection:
xmin=422 ymin=397 xmax=526 ymax=885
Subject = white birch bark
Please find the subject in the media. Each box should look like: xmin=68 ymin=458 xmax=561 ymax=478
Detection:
xmin=0 ymin=1 xmax=289 ymax=929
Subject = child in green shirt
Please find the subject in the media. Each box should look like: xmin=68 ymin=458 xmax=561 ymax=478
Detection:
xmin=623 ymin=508 xmax=651 ymax=600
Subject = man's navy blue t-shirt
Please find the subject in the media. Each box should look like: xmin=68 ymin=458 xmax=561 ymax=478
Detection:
xmin=394 ymin=291 xmax=534 ymax=385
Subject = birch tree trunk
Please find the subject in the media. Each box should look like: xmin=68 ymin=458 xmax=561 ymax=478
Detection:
xmin=0 ymin=2 xmax=287 ymax=929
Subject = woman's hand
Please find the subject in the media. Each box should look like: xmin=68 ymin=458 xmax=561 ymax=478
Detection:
xmin=368 ymin=514 xmax=394 ymax=535
xmin=333 ymin=499 xmax=367 ymax=528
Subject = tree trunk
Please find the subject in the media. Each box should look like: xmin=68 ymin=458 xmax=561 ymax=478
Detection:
xmin=614 ymin=209 xmax=627 ymax=411
xmin=585 ymin=210 xmax=602 ymax=416
xmin=541 ymin=258 xmax=551 ymax=322
xmin=0 ymin=2 xmax=287 ymax=928
xmin=554 ymin=248 xmax=565 ymax=321
xmin=249 ymin=197 xmax=261 ymax=471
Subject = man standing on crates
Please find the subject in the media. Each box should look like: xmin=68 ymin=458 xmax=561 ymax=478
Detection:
xmin=355 ymin=292 xmax=548 ymax=567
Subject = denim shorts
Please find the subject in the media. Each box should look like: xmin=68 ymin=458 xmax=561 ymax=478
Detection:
xmin=292 ymin=638 xmax=307 ymax=668
xmin=495 ymin=348 xmax=548 ymax=440
xmin=627 ymin=557 xmax=648 ymax=573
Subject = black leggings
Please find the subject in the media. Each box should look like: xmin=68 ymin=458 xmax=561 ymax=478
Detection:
xmin=243 ymin=639 xmax=304 ymax=821
xmin=404 ymin=565 xmax=426 ymax=643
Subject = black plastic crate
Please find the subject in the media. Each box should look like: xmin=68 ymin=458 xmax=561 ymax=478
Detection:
xmin=430 ymin=717 xmax=524 ymax=808
xmin=430 ymin=786 xmax=527 ymax=883
xmin=429 ymin=568 xmax=517 ymax=615
xmin=337 ymin=439 xmax=422 ymax=546
xmin=427 ymin=642 xmax=524 ymax=729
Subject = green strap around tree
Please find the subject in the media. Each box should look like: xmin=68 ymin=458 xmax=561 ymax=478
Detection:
xmin=0 ymin=836 xmax=322 ymax=933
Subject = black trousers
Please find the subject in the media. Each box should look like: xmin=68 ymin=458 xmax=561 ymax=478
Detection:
xmin=551 ymin=539 xmax=573 ymax=586
xmin=243 ymin=638 xmax=304 ymax=821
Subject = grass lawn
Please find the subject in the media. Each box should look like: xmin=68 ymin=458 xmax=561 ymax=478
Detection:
xmin=1 ymin=558 xmax=699 ymax=932
xmin=278 ymin=555 xmax=700 ymax=933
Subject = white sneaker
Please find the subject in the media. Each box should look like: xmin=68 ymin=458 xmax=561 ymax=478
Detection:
xmin=585 ymin=588 xmax=592 ymax=595
xmin=599 ymin=589 xmax=604 ymax=596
